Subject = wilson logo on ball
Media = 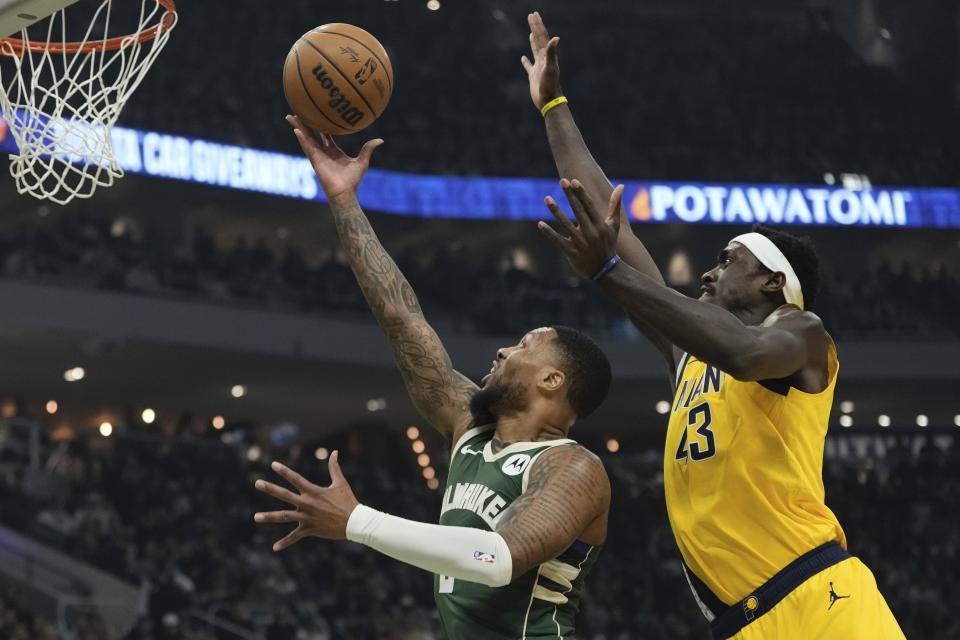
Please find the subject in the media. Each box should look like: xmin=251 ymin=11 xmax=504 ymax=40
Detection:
xmin=283 ymin=23 xmax=393 ymax=134
xmin=311 ymin=63 xmax=366 ymax=126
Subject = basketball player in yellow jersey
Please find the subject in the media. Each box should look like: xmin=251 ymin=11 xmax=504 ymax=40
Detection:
xmin=524 ymin=12 xmax=905 ymax=640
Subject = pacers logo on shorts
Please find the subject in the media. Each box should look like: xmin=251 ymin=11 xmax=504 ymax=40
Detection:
xmin=742 ymin=595 xmax=760 ymax=621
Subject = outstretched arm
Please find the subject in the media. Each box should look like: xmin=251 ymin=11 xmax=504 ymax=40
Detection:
xmin=540 ymin=181 xmax=825 ymax=382
xmin=254 ymin=447 xmax=609 ymax=585
xmin=287 ymin=116 xmax=477 ymax=440
xmin=522 ymin=12 xmax=679 ymax=376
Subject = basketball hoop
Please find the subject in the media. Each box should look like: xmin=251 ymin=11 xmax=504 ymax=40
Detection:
xmin=0 ymin=0 xmax=177 ymax=204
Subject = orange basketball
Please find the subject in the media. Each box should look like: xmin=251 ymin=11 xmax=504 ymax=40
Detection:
xmin=282 ymin=24 xmax=394 ymax=135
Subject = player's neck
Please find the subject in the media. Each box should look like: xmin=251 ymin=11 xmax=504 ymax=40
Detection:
xmin=491 ymin=413 xmax=569 ymax=452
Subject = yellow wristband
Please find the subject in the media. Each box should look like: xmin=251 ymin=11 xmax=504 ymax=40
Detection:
xmin=540 ymin=96 xmax=568 ymax=117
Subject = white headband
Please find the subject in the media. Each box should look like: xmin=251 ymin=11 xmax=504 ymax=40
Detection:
xmin=731 ymin=232 xmax=804 ymax=309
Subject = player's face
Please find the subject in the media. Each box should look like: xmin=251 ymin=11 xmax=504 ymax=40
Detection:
xmin=481 ymin=327 xmax=557 ymax=389
xmin=699 ymin=242 xmax=768 ymax=311
xmin=471 ymin=327 xmax=559 ymax=421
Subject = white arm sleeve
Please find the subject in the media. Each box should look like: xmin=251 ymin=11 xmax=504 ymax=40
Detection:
xmin=346 ymin=504 xmax=513 ymax=588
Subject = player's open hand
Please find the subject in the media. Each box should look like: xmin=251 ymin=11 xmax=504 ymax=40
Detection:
xmin=287 ymin=114 xmax=383 ymax=201
xmin=254 ymin=451 xmax=360 ymax=551
xmin=521 ymin=12 xmax=561 ymax=110
xmin=539 ymin=180 xmax=624 ymax=281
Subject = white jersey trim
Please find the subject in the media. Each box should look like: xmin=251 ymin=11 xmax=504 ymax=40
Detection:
xmin=675 ymin=352 xmax=691 ymax=388
xmin=451 ymin=424 xmax=495 ymax=457
xmin=484 ymin=437 xmax=576 ymax=464
xmin=521 ymin=565 xmax=543 ymax=640
xmin=681 ymin=561 xmax=716 ymax=622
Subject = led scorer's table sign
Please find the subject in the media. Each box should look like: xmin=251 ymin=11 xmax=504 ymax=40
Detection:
xmin=1 ymin=118 xmax=958 ymax=228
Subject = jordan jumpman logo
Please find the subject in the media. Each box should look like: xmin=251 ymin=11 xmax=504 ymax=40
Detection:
xmin=828 ymin=582 xmax=850 ymax=610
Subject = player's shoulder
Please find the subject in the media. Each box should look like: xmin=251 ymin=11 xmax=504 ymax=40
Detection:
xmin=530 ymin=444 xmax=609 ymax=490
xmin=764 ymin=305 xmax=825 ymax=337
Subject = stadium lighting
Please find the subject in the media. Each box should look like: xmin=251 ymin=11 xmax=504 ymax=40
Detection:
xmin=840 ymin=401 xmax=854 ymax=414
xmin=314 ymin=447 xmax=329 ymax=460
xmin=1 ymin=401 xmax=16 ymax=418
xmin=406 ymin=426 xmax=420 ymax=440
xmin=64 ymin=366 xmax=85 ymax=382
xmin=423 ymin=466 xmax=436 ymax=480
xmin=879 ymin=28 xmax=892 ymax=40
xmin=412 ymin=440 xmax=426 ymax=454
xmin=246 ymin=445 xmax=261 ymax=462
xmin=230 ymin=385 xmax=247 ymax=398
xmin=427 ymin=477 xmax=439 ymax=490
xmin=366 ymin=398 xmax=387 ymax=412
xmin=916 ymin=415 xmax=928 ymax=427
xmin=417 ymin=453 xmax=430 ymax=467
xmin=954 ymin=415 xmax=960 ymax=427
xmin=141 ymin=408 xmax=156 ymax=424
xmin=878 ymin=415 xmax=891 ymax=427
xmin=212 ymin=415 xmax=225 ymax=430
xmin=45 ymin=400 xmax=58 ymax=414
xmin=839 ymin=415 xmax=853 ymax=428
xmin=99 ymin=421 xmax=113 ymax=437
xmin=655 ymin=400 xmax=671 ymax=415
xmin=606 ymin=439 xmax=620 ymax=453
xmin=426 ymin=0 xmax=440 ymax=10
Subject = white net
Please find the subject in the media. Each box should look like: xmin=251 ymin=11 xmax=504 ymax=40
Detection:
xmin=0 ymin=0 xmax=176 ymax=204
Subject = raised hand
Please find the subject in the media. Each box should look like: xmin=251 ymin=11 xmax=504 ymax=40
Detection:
xmin=520 ymin=11 xmax=562 ymax=110
xmin=253 ymin=451 xmax=360 ymax=551
xmin=287 ymin=114 xmax=383 ymax=200
xmin=539 ymin=179 xmax=624 ymax=281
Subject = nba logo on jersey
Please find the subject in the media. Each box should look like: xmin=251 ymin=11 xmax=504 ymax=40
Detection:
xmin=502 ymin=454 xmax=532 ymax=476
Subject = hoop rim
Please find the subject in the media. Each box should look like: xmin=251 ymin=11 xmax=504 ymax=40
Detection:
xmin=0 ymin=0 xmax=176 ymax=56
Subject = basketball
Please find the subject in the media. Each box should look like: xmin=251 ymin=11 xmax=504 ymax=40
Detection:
xmin=282 ymin=23 xmax=393 ymax=135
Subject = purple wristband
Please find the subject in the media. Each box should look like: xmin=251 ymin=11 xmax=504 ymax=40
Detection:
xmin=591 ymin=254 xmax=622 ymax=282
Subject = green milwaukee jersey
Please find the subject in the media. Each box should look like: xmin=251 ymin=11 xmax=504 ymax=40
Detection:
xmin=434 ymin=425 xmax=602 ymax=639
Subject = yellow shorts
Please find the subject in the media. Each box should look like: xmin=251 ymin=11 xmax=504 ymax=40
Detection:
xmin=732 ymin=557 xmax=905 ymax=640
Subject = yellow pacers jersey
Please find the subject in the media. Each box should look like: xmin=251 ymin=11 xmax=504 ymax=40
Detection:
xmin=664 ymin=336 xmax=846 ymax=606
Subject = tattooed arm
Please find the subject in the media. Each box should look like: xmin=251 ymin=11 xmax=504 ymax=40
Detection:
xmin=286 ymin=115 xmax=478 ymax=441
xmin=329 ymin=192 xmax=478 ymax=438
xmin=496 ymin=446 xmax=610 ymax=577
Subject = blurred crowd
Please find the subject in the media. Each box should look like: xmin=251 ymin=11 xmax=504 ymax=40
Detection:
xmin=118 ymin=2 xmax=957 ymax=186
xmin=0 ymin=418 xmax=956 ymax=639
xmin=1 ymin=212 xmax=958 ymax=341
xmin=0 ymin=586 xmax=58 ymax=640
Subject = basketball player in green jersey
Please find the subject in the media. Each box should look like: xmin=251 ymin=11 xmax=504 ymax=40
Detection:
xmin=253 ymin=115 xmax=613 ymax=639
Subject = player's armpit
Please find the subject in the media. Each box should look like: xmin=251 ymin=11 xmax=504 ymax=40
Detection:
xmin=495 ymin=445 xmax=609 ymax=579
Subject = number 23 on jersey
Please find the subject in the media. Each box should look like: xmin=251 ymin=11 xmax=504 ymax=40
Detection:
xmin=674 ymin=402 xmax=717 ymax=462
